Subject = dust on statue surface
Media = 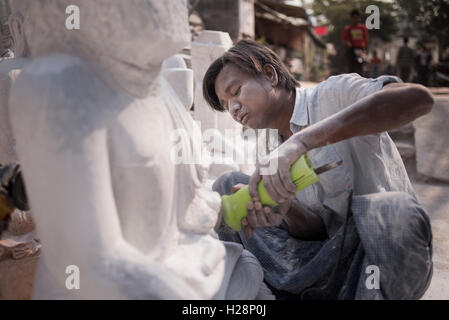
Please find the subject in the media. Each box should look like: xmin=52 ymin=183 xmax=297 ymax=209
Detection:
xmin=8 ymin=0 xmax=267 ymax=299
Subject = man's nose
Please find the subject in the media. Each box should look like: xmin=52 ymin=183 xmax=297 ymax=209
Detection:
xmin=229 ymin=98 xmax=241 ymax=118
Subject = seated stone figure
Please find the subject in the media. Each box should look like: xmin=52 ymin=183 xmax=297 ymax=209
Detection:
xmin=9 ymin=0 xmax=269 ymax=299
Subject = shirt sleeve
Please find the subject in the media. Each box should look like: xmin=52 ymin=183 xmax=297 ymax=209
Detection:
xmin=326 ymin=73 xmax=402 ymax=110
xmin=312 ymin=73 xmax=403 ymax=167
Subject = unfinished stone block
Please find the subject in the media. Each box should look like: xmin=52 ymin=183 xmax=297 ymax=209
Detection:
xmin=191 ymin=30 xmax=235 ymax=132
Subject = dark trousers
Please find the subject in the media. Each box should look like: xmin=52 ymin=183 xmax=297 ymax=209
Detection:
xmin=399 ymin=66 xmax=412 ymax=82
xmin=347 ymin=47 xmax=364 ymax=76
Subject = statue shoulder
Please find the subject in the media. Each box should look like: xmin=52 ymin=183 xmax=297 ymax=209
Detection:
xmin=20 ymin=54 xmax=84 ymax=77
xmin=10 ymin=54 xmax=126 ymax=147
xmin=11 ymin=54 xmax=91 ymax=110
xmin=12 ymin=54 xmax=124 ymax=108
xmin=12 ymin=54 xmax=124 ymax=123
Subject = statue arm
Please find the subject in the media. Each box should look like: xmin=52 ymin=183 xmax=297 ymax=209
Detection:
xmin=9 ymin=60 xmax=200 ymax=299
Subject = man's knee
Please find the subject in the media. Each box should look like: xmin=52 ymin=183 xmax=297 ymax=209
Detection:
xmin=356 ymin=191 xmax=431 ymax=244
xmin=225 ymin=249 xmax=266 ymax=299
xmin=384 ymin=192 xmax=432 ymax=246
xmin=355 ymin=191 xmax=433 ymax=299
xmin=386 ymin=195 xmax=433 ymax=299
xmin=212 ymin=171 xmax=250 ymax=196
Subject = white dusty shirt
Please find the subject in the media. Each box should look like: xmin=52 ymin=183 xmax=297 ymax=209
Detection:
xmin=287 ymin=73 xmax=417 ymax=237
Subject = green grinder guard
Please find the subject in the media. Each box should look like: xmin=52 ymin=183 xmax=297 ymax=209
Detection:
xmin=221 ymin=154 xmax=319 ymax=231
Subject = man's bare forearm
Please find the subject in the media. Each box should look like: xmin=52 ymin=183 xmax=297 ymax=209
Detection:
xmin=283 ymin=201 xmax=328 ymax=240
xmin=280 ymin=84 xmax=433 ymax=239
xmin=292 ymin=84 xmax=434 ymax=152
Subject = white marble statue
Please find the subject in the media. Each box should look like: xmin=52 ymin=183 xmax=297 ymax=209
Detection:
xmin=0 ymin=7 xmax=29 ymax=164
xmin=192 ymin=31 xmax=242 ymax=134
xmin=191 ymin=31 xmax=258 ymax=177
xmin=8 ymin=0 xmax=268 ymax=299
xmin=161 ymin=54 xmax=194 ymax=112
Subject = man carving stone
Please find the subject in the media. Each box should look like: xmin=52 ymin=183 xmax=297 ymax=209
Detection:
xmin=204 ymin=40 xmax=434 ymax=299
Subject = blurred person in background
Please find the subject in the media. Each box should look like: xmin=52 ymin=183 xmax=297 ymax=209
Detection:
xmin=396 ymin=37 xmax=415 ymax=82
xmin=287 ymin=57 xmax=304 ymax=81
xmin=342 ymin=9 xmax=369 ymax=75
xmin=415 ymin=46 xmax=432 ymax=86
xmin=369 ymin=49 xmax=382 ymax=78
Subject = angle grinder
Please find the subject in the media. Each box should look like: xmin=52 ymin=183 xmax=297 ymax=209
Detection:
xmin=216 ymin=154 xmax=342 ymax=231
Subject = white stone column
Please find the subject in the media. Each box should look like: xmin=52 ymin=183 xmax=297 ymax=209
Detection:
xmin=161 ymin=54 xmax=194 ymax=111
xmin=191 ymin=31 xmax=254 ymax=176
xmin=191 ymin=30 xmax=233 ymax=133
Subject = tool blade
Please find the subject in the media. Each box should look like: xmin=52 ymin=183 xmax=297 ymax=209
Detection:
xmin=314 ymin=160 xmax=343 ymax=175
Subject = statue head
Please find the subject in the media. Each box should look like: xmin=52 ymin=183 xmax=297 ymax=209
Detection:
xmin=11 ymin=0 xmax=191 ymax=98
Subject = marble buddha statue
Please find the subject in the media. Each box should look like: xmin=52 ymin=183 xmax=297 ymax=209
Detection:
xmin=8 ymin=0 xmax=269 ymax=299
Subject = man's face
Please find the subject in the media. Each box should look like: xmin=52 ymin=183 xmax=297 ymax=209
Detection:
xmin=350 ymin=13 xmax=361 ymax=25
xmin=214 ymin=63 xmax=276 ymax=129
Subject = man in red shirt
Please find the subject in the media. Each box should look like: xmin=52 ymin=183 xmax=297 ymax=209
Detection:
xmin=342 ymin=9 xmax=369 ymax=75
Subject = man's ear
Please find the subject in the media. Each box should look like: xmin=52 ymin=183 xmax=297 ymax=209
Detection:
xmin=263 ymin=64 xmax=278 ymax=87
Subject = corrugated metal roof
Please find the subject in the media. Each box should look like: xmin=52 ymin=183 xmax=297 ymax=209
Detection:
xmin=255 ymin=0 xmax=326 ymax=48
xmin=257 ymin=0 xmax=307 ymax=20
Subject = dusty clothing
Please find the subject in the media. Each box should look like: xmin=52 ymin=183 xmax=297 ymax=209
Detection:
xmin=290 ymin=74 xmax=416 ymax=236
xmin=213 ymin=74 xmax=433 ymax=299
xmin=213 ymin=173 xmax=432 ymax=299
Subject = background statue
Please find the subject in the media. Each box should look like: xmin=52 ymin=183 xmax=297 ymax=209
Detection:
xmin=0 ymin=3 xmax=38 ymax=300
xmin=0 ymin=7 xmax=29 ymax=163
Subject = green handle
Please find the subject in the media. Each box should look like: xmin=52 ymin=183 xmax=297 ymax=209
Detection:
xmin=221 ymin=154 xmax=319 ymax=231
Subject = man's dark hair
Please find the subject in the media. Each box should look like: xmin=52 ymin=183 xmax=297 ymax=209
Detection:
xmin=203 ymin=40 xmax=299 ymax=112
xmin=350 ymin=9 xmax=361 ymax=17
xmin=403 ymin=37 xmax=409 ymax=44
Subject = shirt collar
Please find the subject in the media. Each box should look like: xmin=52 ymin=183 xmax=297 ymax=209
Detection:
xmin=289 ymin=86 xmax=309 ymax=133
